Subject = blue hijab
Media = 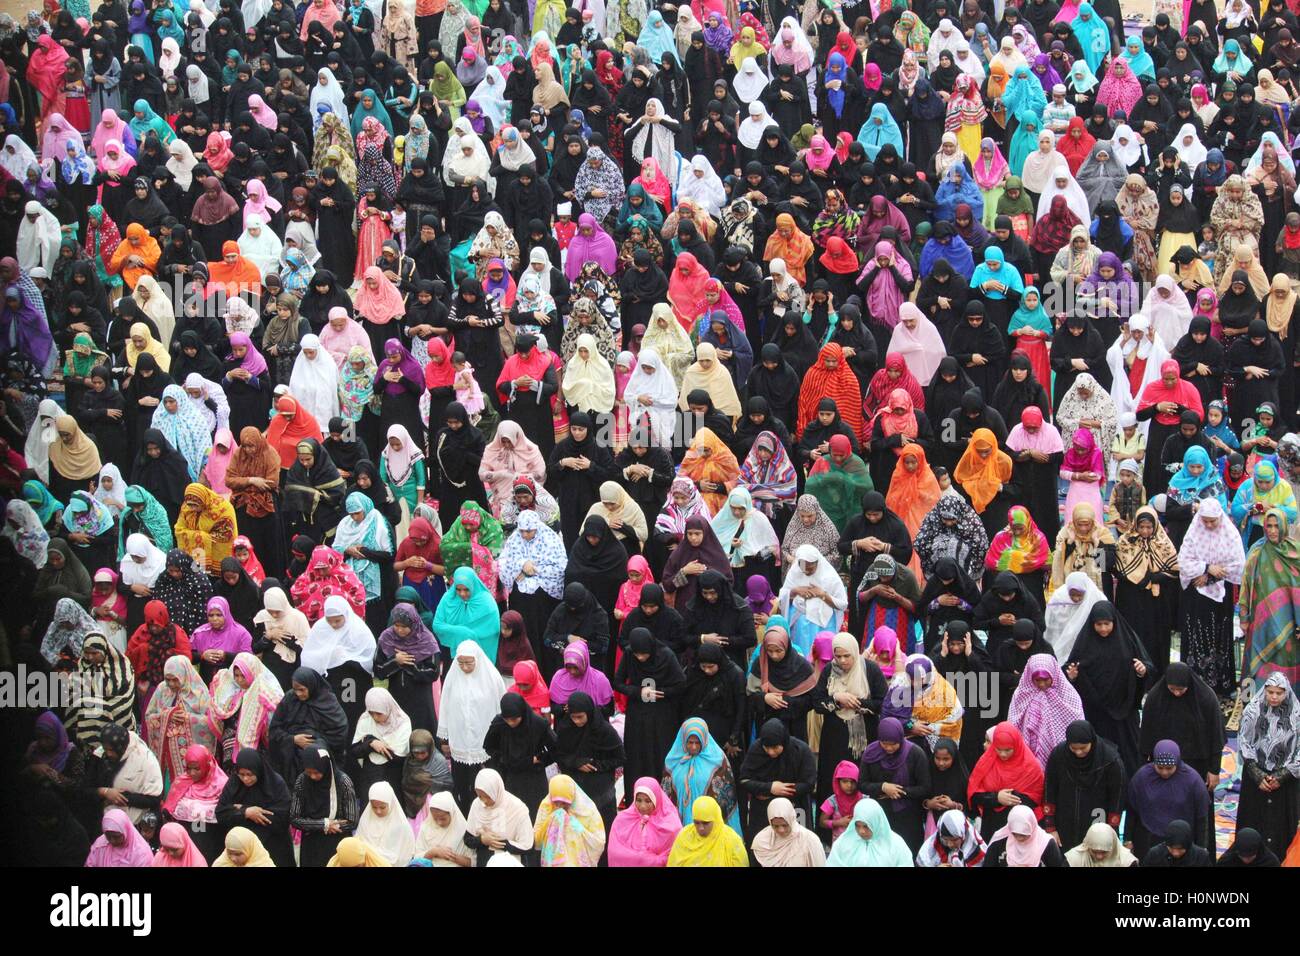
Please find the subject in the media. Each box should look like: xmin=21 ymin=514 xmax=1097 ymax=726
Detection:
xmin=858 ymin=103 xmax=905 ymax=161
xmin=825 ymin=53 xmax=847 ymax=118
xmin=1002 ymin=65 xmax=1047 ymax=119
xmin=934 ymin=164 xmax=984 ymax=222
xmin=969 ymin=246 xmax=1024 ymax=299
xmin=663 ymin=716 xmax=743 ymax=834
xmin=919 ymin=230 xmax=976 ymax=280
xmin=1071 ymin=2 xmax=1111 ymax=73
xmin=1212 ymin=39 xmax=1253 ymax=76
xmin=1168 ymin=445 xmax=1227 ymax=504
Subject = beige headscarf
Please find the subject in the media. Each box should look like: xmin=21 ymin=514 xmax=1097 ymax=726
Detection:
xmin=532 ymin=62 xmax=569 ymax=109
xmin=584 ymin=480 xmax=649 ymax=543
xmin=677 ymin=342 xmax=742 ymax=417
xmin=49 ymin=415 xmax=103 ymax=480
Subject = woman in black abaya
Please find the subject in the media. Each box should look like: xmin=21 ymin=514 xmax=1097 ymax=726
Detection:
xmin=121 ymin=353 xmax=173 ymax=448
xmin=564 ymin=516 xmax=630 ymax=664
xmin=1171 ymin=315 xmax=1225 ymax=411
xmin=1049 ymin=314 xmax=1110 ymax=408
xmin=948 ymin=302 xmax=1007 ymax=404
xmin=431 ymin=402 xmax=487 ymax=532
xmin=551 ymin=691 xmax=625 ymax=834
xmin=1041 ymin=719 xmax=1126 ymax=851
xmin=1112 ymin=506 xmax=1181 ymax=677
xmin=267 ymin=666 xmax=351 ymax=780
xmin=1139 ymin=661 xmax=1225 ymax=841
xmin=614 ymin=626 xmax=686 ymax=790
xmin=290 ymin=746 xmax=360 ymax=867
xmin=130 ymin=429 xmax=192 ymax=524
xmin=310 ymin=166 xmax=358 ymax=286
xmin=1064 ymin=601 xmax=1153 ymax=778
xmin=483 ymin=692 xmax=556 ymax=813
xmin=214 ymin=749 xmax=295 ymax=867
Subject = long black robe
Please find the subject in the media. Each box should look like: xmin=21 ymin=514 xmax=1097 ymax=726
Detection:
xmin=737 ymin=720 xmax=818 ymax=841
xmin=214 ymin=749 xmax=296 ymax=867
xmin=310 ymin=175 xmax=358 ymax=286
xmin=613 ymin=628 xmax=686 ymax=792
xmin=1041 ymin=721 xmax=1126 ymax=850
xmin=483 ymin=693 xmax=557 ymax=814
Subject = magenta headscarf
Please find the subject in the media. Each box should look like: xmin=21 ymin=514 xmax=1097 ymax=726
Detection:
xmin=86 ymin=808 xmax=155 ymax=867
xmin=868 ymin=625 xmax=902 ymax=677
xmin=861 ymin=240 xmax=912 ymax=325
xmin=1062 ymin=426 xmax=1103 ymax=474
xmin=227 ymin=331 xmax=269 ymax=376
xmin=1006 ymin=653 xmax=1085 ymax=766
xmin=375 ymin=337 xmax=423 ymax=394
xmin=190 ymin=596 xmax=253 ymax=655
xmin=548 ymin=640 xmax=613 ymax=706
xmin=564 ymin=213 xmax=617 ymax=280
xmin=607 ymin=777 xmax=682 ymax=867
xmin=803 ymin=134 xmax=835 ymax=172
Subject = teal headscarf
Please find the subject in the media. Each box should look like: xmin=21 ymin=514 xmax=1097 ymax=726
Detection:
xmin=617 ymin=184 xmax=664 ymax=231
xmin=1070 ymin=2 xmax=1110 ymax=74
xmin=128 ymin=98 xmax=175 ymax=146
xmin=121 ymin=484 xmax=175 ymax=556
xmin=432 ymin=565 xmax=501 ymax=661
xmin=825 ymin=798 xmax=916 ymax=867
xmin=1008 ymin=111 xmax=1042 ymax=177
xmin=350 ymin=88 xmax=394 ymax=137
xmin=857 ymin=103 xmax=905 ymax=161
xmin=24 ymin=479 xmax=64 ymax=526
xmin=1001 ymin=65 xmax=1047 ymax=119
xmin=155 ymin=9 xmax=184 ymax=44
xmin=221 ymin=49 xmax=244 ymax=87
xmin=1008 ymin=285 xmax=1052 ymax=335
xmin=969 ymin=246 xmax=1025 ymax=300
xmin=334 ymin=491 xmax=392 ymax=599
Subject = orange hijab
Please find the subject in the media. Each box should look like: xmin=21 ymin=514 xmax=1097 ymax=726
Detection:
xmin=796 ymin=342 xmax=864 ymax=439
xmin=207 ymin=240 xmax=263 ymax=299
xmin=953 ymin=427 xmax=1012 ymax=513
xmin=886 ymin=445 xmax=941 ymax=537
xmin=109 ymin=223 xmax=161 ymax=290
xmin=677 ymin=427 xmax=741 ymax=515
xmin=762 ymin=213 xmax=815 ymax=283
xmin=264 ymin=395 xmax=323 ymax=468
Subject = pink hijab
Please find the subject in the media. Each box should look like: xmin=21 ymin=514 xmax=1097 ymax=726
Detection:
xmin=41 ymin=113 xmax=82 ymax=163
xmin=243 ymin=179 xmax=283 ymax=228
xmin=1006 ymin=406 xmax=1065 ymax=454
xmin=161 ymin=744 xmax=230 ymax=816
xmin=887 ymin=303 xmax=946 ymax=386
xmin=300 ymin=0 xmax=343 ymax=41
xmin=86 ymin=808 xmax=154 ymax=867
xmin=152 ymin=821 xmax=209 ymax=867
xmin=354 ymin=266 xmax=406 ymax=324
xmin=993 ymin=804 xmax=1053 ymax=866
xmin=202 ymin=427 xmax=235 ymax=495
xmin=803 ymin=134 xmax=835 ymax=172
xmin=607 ymin=777 xmax=682 ymax=866
xmin=861 ymin=240 xmax=913 ymax=324
xmin=247 ymin=94 xmax=278 ymax=130
xmin=564 ymin=213 xmax=617 ymax=279
xmin=1006 ymin=653 xmax=1085 ymax=766
xmin=91 ymin=109 xmax=134 ymax=161
xmin=614 ymin=554 xmax=654 ymax=620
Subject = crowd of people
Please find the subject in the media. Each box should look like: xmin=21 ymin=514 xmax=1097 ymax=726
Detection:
xmin=3 ymin=0 xmax=1300 ymax=869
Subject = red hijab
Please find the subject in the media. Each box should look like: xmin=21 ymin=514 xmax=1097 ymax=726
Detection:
xmin=966 ymin=722 xmax=1045 ymax=817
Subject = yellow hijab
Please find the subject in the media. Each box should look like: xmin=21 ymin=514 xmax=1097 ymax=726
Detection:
xmin=125 ymin=321 xmax=172 ymax=371
xmin=667 ymin=797 xmax=750 ymax=866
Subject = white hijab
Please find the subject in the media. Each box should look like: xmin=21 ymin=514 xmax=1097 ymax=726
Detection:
xmin=23 ymin=398 xmax=60 ymax=483
xmin=677 ymin=154 xmax=727 ymax=218
xmin=470 ymin=66 xmax=510 ymax=129
xmin=733 ymin=56 xmax=769 ymax=103
xmin=443 ymin=116 xmax=493 ymax=187
xmin=414 ymin=790 xmax=470 ymax=865
xmin=237 ymin=213 xmax=284 ymax=279
xmin=356 ymin=781 xmax=417 ymax=865
xmin=1035 ymin=163 xmax=1090 ymax=225
xmin=166 ymin=139 xmax=198 ymax=191
xmin=737 ymin=101 xmax=776 ymax=150
xmin=1173 ymin=123 xmax=1206 ymax=169
xmin=17 ymin=200 xmax=62 ymax=273
xmin=289 ymin=333 xmax=341 ymax=425
xmin=301 ymin=594 xmax=377 ymax=675
xmin=1043 ymin=570 xmax=1106 ymax=661
xmin=1 ymin=134 xmax=37 ymax=180
xmin=1105 ymin=313 xmax=1170 ymax=417
xmin=310 ymin=68 xmax=348 ymax=125
xmin=120 ymin=532 xmax=167 ymax=587
xmin=1110 ymin=124 xmax=1144 ymax=169
xmin=436 ymin=639 xmax=505 ymax=764
xmin=1139 ymin=274 xmax=1194 ymax=351
xmin=94 ymin=463 xmax=128 ymax=513
xmin=778 ymin=543 xmax=849 ymax=627
xmin=624 ymin=347 xmax=680 ymax=447
xmin=465 ymin=767 xmax=534 ymax=855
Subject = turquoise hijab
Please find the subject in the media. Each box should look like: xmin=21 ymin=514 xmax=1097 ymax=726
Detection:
xmin=825 ymin=798 xmax=915 ymax=866
xmin=432 ymin=566 xmax=501 ymax=661
xmin=1009 ymin=285 xmax=1052 ymax=334
xmin=350 ymin=87 xmax=394 ymax=137
xmin=857 ymin=103 xmax=904 ymax=161
xmin=129 ymin=98 xmax=175 ymax=145
xmin=1008 ymin=110 xmax=1042 ymax=177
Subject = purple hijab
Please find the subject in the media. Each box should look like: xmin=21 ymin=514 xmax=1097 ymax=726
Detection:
xmin=2 ymin=284 xmax=53 ymax=370
xmin=26 ymin=709 xmax=74 ymax=771
xmin=563 ymin=213 xmax=617 ymax=280
xmin=190 ymin=595 xmax=254 ymax=655
xmin=377 ymin=602 xmax=441 ymax=659
xmin=1032 ymin=54 xmax=1063 ymax=92
xmin=227 ymin=331 xmax=268 ymax=376
xmin=375 ymin=337 xmax=423 ymax=394
xmin=1127 ymin=740 xmax=1210 ymax=839
xmin=548 ymin=640 xmax=614 ymax=707
xmin=859 ymin=717 xmax=916 ymax=810
xmin=463 ymin=100 xmax=487 ymax=134
xmin=746 ymin=574 xmax=775 ymax=615
xmin=1084 ymin=251 xmax=1139 ymax=310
